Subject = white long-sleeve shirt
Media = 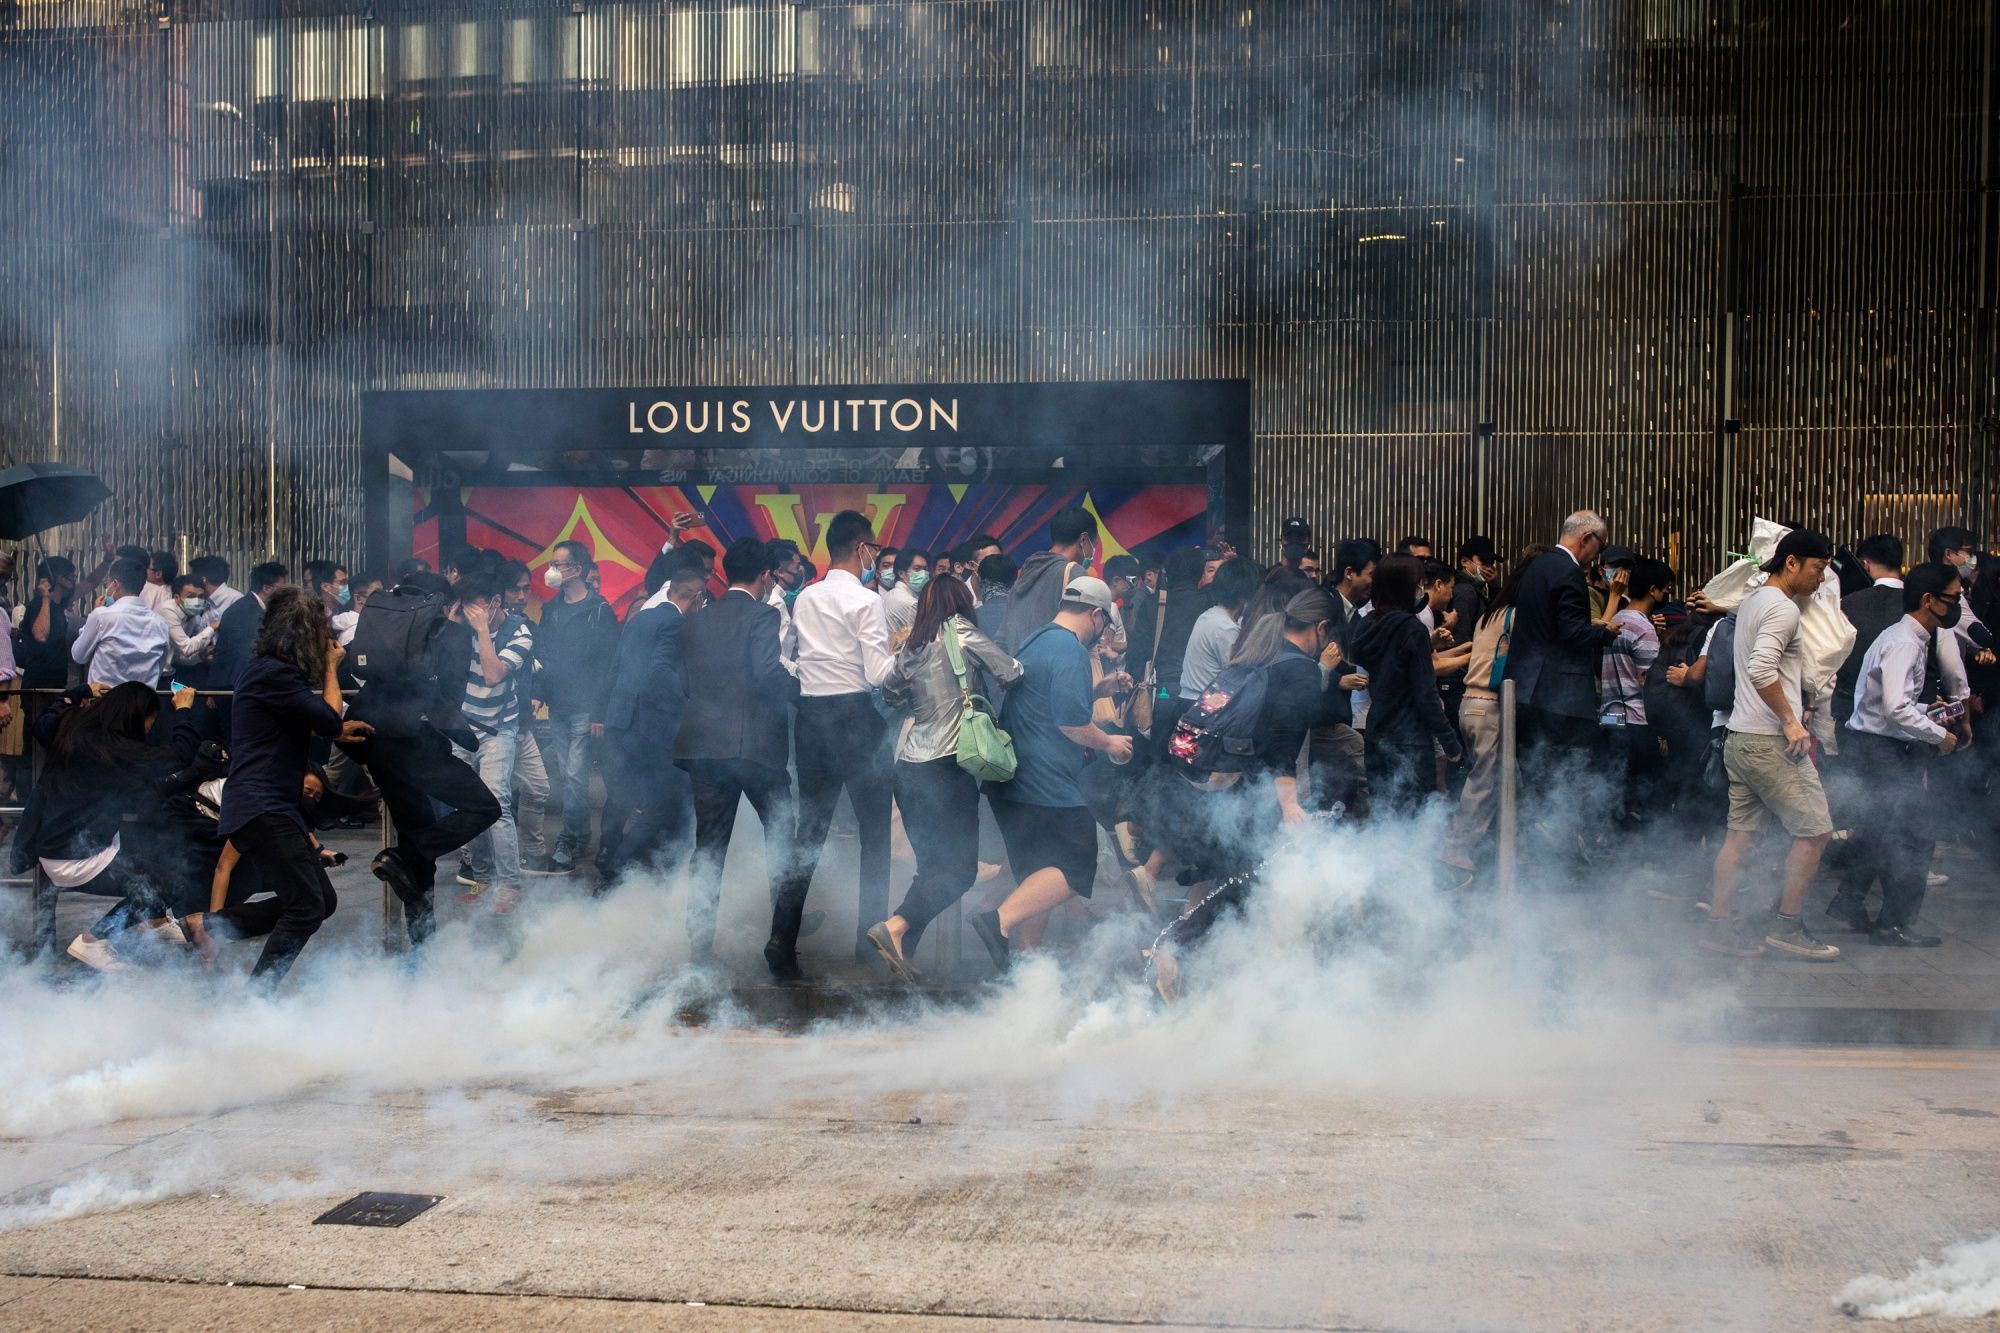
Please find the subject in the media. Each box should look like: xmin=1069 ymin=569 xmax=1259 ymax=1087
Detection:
xmin=1847 ymin=615 xmax=1965 ymax=745
xmin=787 ymin=568 xmax=893 ymax=697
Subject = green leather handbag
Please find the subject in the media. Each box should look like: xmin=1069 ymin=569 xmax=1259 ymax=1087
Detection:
xmin=940 ymin=619 xmax=1017 ymax=782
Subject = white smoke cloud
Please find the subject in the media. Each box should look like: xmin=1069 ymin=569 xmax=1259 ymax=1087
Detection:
xmin=1837 ymin=1234 xmax=2000 ymax=1320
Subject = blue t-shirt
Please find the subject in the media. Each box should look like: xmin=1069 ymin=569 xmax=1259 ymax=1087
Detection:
xmin=989 ymin=623 xmax=1094 ymax=808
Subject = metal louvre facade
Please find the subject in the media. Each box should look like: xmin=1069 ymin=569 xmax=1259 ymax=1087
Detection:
xmin=0 ymin=1 xmax=1989 ymax=574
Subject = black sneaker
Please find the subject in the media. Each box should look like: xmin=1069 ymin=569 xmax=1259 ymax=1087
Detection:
xmin=1764 ymin=921 xmax=1840 ymax=961
xmin=970 ymin=909 xmax=1011 ymax=973
xmin=1870 ymin=924 xmax=1942 ymax=948
xmin=454 ymin=862 xmax=477 ymax=888
xmin=521 ymin=853 xmax=565 ymax=877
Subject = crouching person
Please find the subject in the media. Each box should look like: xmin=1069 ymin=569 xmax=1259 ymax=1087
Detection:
xmin=218 ymin=587 xmax=372 ymax=985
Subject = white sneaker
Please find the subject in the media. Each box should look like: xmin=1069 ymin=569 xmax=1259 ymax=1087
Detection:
xmin=1128 ymin=864 xmax=1159 ymax=913
xmin=1114 ymin=821 xmax=1143 ymax=866
xmin=975 ymin=861 xmax=1003 ymax=885
xmin=142 ymin=919 xmax=189 ymax=946
xmin=67 ymin=935 xmax=128 ymax=972
xmin=1927 ymin=871 xmax=1949 ymax=887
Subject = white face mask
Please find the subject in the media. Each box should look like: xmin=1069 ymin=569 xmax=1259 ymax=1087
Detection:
xmin=1955 ymin=554 xmax=1978 ymax=580
xmin=543 ymin=566 xmax=565 ymax=590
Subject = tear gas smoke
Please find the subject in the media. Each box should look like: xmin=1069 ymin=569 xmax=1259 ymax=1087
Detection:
xmin=1837 ymin=1234 xmax=2000 ymax=1320
xmin=0 ymin=801 xmax=1733 ymax=1232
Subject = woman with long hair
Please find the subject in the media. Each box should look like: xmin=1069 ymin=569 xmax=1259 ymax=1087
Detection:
xmin=218 ymin=585 xmax=370 ymax=984
xmin=866 ymin=573 xmax=1021 ymax=982
xmin=1350 ymin=556 xmax=1463 ymax=816
xmin=1439 ymin=545 xmax=1548 ymax=872
xmin=21 ymin=680 xmax=209 ymax=970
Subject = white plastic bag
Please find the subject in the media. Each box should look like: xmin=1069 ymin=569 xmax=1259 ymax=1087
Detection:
xmin=1701 ymin=516 xmax=1855 ymax=697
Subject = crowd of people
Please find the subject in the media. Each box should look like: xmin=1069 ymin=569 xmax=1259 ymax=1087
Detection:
xmin=5 ymin=505 xmax=1992 ymax=995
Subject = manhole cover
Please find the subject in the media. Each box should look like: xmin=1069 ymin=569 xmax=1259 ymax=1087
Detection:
xmin=313 ymin=1192 xmax=444 ymax=1227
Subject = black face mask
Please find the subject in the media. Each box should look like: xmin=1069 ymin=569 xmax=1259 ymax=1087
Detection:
xmin=1938 ymin=598 xmax=1963 ymax=630
xmin=301 ymin=796 xmax=323 ymax=824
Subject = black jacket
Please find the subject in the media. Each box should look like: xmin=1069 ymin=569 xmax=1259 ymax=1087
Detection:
xmin=15 ymin=699 xmax=203 ymax=868
xmin=1352 ymin=609 xmax=1459 ymax=755
xmin=604 ymin=599 xmax=687 ymax=744
xmin=211 ymin=593 xmax=263 ymax=693
xmin=673 ymin=590 xmax=796 ymax=768
xmin=533 ymin=591 xmax=621 ymax=722
xmin=1835 ymin=584 xmax=1905 ymax=723
xmin=1504 ymin=550 xmax=1614 ymax=719
xmin=348 ymin=618 xmax=475 ymax=748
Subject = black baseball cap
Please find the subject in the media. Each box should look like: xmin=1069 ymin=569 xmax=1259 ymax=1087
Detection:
xmin=1457 ymin=535 xmax=1497 ymax=563
xmin=1601 ymin=545 xmax=1638 ymax=568
xmin=1281 ymin=516 xmax=1313 ymax=542
xmin=1761 ymin=528 xmax=1834 ymax=574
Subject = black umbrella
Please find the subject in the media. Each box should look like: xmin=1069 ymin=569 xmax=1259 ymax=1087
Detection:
xmin=0 ymin=462 xmax=112 ymax=540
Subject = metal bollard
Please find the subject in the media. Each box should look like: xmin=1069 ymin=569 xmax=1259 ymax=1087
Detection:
xmin=1498 ymin=678 xmax=1517 ymax=897
xmin=379 ymin=802 xmax=402 ymax=952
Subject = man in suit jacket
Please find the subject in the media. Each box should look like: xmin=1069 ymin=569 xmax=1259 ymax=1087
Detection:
xmin=209 ymin=561 xmax=290 ymax=742
xmin=674 ymin=538 xmax=802 ymax=964
xmin=595 ymin=548 xmax=705 ymax=885
xmin=1834 ymin=534 xmax=1908 ymax=724
xmin=1504 ymin=511 xmax=1617 ymax=783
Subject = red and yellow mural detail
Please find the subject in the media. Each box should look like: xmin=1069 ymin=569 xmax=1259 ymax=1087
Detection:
xmin=414 ymin=482 xmax=1208 ymax=614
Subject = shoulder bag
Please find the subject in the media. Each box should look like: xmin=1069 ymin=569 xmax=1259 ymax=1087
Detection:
xmin=941 ymin=618 xmax=1017 ymax=782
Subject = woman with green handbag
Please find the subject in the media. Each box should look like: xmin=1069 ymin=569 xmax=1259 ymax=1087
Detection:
xmin=866 ymin=575 xmax=1022 ymax=982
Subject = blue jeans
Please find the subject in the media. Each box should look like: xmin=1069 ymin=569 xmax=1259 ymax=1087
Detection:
xmin=457 ymin=728 xmax=521 ymax=888
xmin=546 ymin=711 xmax=595 ymax=857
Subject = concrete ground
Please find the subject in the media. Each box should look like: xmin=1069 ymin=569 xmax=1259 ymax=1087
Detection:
xmin=2 ymin=815 xmax=1997 ymax=1330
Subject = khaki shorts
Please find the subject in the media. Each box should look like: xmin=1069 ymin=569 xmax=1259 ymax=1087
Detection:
xmin=1723 ymin=730 xmax=1833 ymax=838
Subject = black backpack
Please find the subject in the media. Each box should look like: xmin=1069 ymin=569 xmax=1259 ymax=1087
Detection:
xmin=1702 ymin=614 xmax=1738 ymax=712
xmin=349 ymin=584 xmax=447 ymax=685
xmin=1167 ymin=661 xmax=1272 ymax=780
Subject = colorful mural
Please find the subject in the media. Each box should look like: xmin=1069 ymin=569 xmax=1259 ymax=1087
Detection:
xmin=413 ymin=482 xmax=1209 ymax=613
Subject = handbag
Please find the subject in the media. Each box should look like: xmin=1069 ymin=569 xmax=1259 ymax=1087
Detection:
xmin=940 ymin=618 xmax=1017 ymax=782
xmin=1130 ymin=587 xmax=1167 ymax=735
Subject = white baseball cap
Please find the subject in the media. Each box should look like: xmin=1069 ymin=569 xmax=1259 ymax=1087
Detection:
xmin=1062 ymin=574 xmax=1125 ymax=635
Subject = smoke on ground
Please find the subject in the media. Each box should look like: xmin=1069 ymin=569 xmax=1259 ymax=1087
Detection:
xmin=1837 ymin=1234 xmax=2000 ymax=1320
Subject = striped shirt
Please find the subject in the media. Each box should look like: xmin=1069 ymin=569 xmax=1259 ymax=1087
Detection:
xmin=463 ymin=613 xmax=532 ymax=736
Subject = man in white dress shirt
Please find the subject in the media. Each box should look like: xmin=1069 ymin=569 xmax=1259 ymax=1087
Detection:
xmin=1827 ymin=561 xmax=1969 ymax=948
xmin=779 ymin=509 xmax=895 ymax=975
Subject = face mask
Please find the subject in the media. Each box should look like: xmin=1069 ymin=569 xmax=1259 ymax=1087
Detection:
xmin=906 ymin=571 xmax=930 ymax=592
xmin=880 ymin=574 xmax=896 ymax=590
xmin=1955 ymin=555 xmax=1978 ymax=580
xmin=181 ymin=597 xmax=206 ymax=615
xmin=860 ymin=569 xmax=875 ymax=587
xmin=784 ymin=586 xmax=801 ymax=606
xmin=544 ymin=566 xmax=566 ymax=590
xmin=1939 ymin=598 xmax=1964 ymax=629
xmin=301 ymin=796 xmax=322 ymax=824
xmin=334 ymin=585 xmax=352 ymax=606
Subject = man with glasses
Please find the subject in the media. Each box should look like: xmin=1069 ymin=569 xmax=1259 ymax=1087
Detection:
xmin=777 ymin=510 xmax=895 ymax=980
xmin=530 ymin=539 xmax=620 ymax=873
xmin=1825 ymin=562 xmax=1969 ymax=947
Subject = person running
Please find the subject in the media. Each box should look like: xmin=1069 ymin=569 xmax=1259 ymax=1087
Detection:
xmin=866 ymin=574 xmax=1022 ymax=981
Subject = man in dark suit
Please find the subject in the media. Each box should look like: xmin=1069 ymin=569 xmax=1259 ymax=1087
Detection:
xmin=1833 ymin=533 xmax=1906 ymax=724
xmin=674 ymin=538 xmax=803 ymax=968
xmin=210 ymin=561 xmax=290 ymax=742
xmin=1504 ymin=511 xmax=1617 ymax=795
xmin=595 ymin=547 xmax=705 ymax=885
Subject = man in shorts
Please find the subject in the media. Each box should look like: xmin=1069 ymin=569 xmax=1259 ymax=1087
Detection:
xmin=1700 ymin=529 xmax=1841 ymax=961
xmin=970 ymin=576 xmax=1134 ymax=971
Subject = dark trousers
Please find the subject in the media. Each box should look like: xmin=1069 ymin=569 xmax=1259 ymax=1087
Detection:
xmin=1365 ymin=737 xmax=1436 ymax=818
xmin=789 ymin=693 xmax=891 ymax=954
xmin=597 ymin=729 xmax=693 ymax=884
xmin=232 ymin=813 xmax=338 ymax=984
xmin=892 ymin=756 xmax=981 ymax=939
xmin=1832 ymin=732 xmax=1935 ymax=929
xmin=341 ymin=728 xmax=499 ymax=943
xmin=686 ymin=756 xmax=799 ymax=953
